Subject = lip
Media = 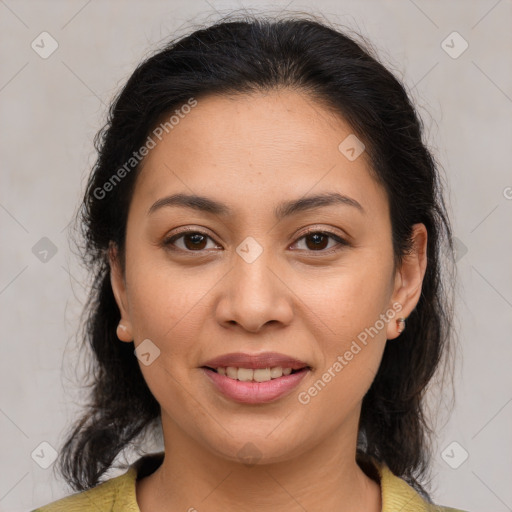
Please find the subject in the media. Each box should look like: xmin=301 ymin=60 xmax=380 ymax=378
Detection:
xmin=202 ymin=367 xmax=310 ymax=404
xmin=201 ymin=351 xmax=310 ymax=370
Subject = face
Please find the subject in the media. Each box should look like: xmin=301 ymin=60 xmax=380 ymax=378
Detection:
xmin=111 ymin=89 xmax=427 ymax=465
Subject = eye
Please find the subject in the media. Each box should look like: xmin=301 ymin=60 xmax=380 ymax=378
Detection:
xmin=163 ymin=229 xmax=220 ymax=252
xmin=291 ymin=229 xmax=349 ymax=254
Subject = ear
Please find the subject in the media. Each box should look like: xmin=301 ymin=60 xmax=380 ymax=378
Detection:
xmin=386 ymin=223 xmax=428 ymax=340
xmin=109 ymin=242 xmax=133 ymax=342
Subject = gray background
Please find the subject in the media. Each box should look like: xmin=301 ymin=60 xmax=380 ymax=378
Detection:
xmin=1 ymin=1 xmax=511 ymax=511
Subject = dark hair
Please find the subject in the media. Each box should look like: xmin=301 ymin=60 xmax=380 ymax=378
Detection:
xmin=58 ymin=11 xmax=456 ymax=501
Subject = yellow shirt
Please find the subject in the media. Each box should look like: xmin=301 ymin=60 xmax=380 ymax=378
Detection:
xmin=32 ymin=452 xmax=467 ymax=511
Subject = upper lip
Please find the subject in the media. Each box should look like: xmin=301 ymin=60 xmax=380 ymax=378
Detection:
xmin=202 ymin=352 xmax=310 ymax=370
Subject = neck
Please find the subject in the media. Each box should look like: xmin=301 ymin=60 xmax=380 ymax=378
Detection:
xmin=136 ymin=412 xmax=381 ymax=512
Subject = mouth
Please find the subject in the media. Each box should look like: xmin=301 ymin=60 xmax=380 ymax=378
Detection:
xmin=200 ymin=365 xmax=311 ymax=404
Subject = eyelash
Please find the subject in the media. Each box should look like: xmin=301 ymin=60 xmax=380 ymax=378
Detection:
xmin=162 ymin=227 xmax=349 ymax=256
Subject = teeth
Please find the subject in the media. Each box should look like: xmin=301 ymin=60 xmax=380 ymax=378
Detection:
xmin=237 ymin=367 xmax=254 ymax=382
xmin=218 ymin=366 xmax=295 ymax=382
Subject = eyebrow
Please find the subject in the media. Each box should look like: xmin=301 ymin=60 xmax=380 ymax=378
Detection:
xmin=147 ymin=191 xmax=364 ymax=219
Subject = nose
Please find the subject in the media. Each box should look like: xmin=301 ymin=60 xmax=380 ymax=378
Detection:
xmin=215 ymin=246 xmax=294 ymax=333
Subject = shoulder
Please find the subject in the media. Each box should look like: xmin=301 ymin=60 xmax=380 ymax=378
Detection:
xmin=380 ymin=465 xmax=469 ymax=511
xmin=31 ymin=467 xmax=138 ymax=512
xmin=372 ymin=459 xmax=469 ymax=512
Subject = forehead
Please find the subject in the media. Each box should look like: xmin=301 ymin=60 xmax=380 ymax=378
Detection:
xmin=133 ymin=90 xmax=387 ymax=219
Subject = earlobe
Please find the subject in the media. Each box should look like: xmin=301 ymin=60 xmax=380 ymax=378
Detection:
xmin=108 ymin=242 xmax=133 ymax=343
xmin=386 ymin=223 xmax=428 ymax=340
xmin=116 ymin=322 xmax=133 ymax=342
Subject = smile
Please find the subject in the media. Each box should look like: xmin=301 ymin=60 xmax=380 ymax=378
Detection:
xmin=201 ymin=366 xmax=310 ymax=404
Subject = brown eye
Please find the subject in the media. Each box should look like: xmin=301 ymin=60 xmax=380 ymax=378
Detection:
xmin=164 ymin=230 xmax=219 ymax=252
xmin=292 ymin=230 xmax=348 ymax=253
xmin=304 ymin=233 xmax=329 ymax=251
xmin=182 ymin=233 xmax=208 ymax=250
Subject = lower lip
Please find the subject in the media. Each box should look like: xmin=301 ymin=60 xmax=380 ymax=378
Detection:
xmin=201 ymin=367 xmax=309 ymax=404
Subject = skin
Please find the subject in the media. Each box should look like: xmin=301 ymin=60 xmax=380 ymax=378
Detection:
xmin=110 ymin=89 xmax=427 ymax=512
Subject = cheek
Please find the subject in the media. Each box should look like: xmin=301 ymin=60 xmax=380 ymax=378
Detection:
xmin=293 ymin=250 xmax=394 ymax=406
xmin=123 ymin=246 xmax=215 ymax=349
xmin=294 ymin=276 xmax=390 ymax=431
xmin=299 ymin=252 xmax=394 ymax=343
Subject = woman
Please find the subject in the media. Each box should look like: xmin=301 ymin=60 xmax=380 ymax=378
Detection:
xmin=33 ymin=12 xmax=467 ymax=512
